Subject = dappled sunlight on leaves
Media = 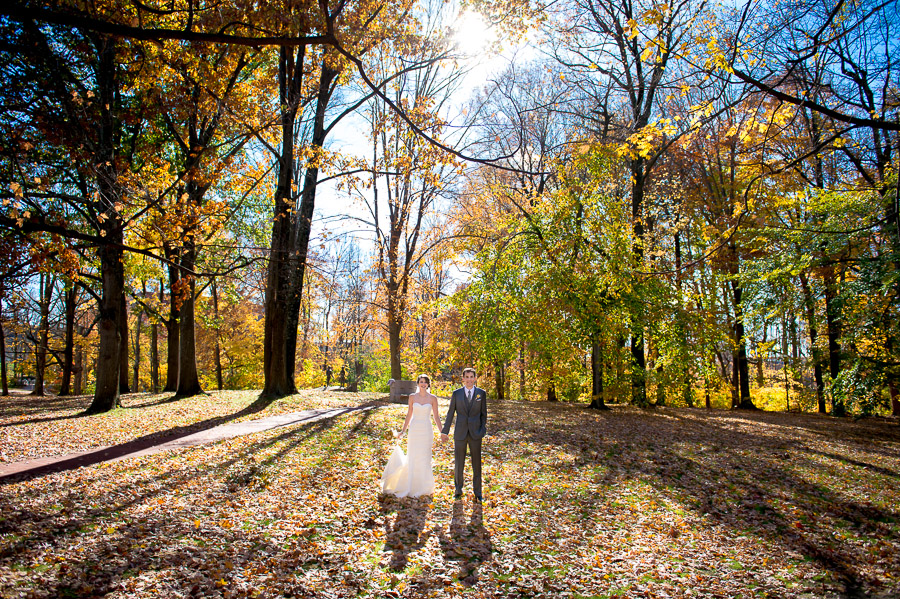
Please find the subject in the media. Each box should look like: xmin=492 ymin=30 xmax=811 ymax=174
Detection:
xmin=1 ymin=395 xmax=899 ymax=597
xmin=0 ymin=389 xmax=388 ymax=464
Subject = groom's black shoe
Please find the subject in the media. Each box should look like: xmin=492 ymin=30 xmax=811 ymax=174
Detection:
xmin=474 ymin=495 xmax=483 ymax=504
xmin=453 ymin=492 xmax=463 ymax=500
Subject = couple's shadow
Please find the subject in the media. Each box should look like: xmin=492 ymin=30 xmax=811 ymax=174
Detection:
xmin=380 ymin=494 xmax=434 ymax=571
xmin=379 ymin=495 xmax=492 ymax=585
xmin=440 ymin=500 xmax=493 ymax=585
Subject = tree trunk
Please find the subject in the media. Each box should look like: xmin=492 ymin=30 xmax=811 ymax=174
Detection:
xmin=823 ymin=266 xmax=844 ymax=416
xmin=798 ymin=272 xmax=826 ymax=413
xmin=704 ymin=358 xmax=712 ymax=410
xmin=630 ymin=159 xmax=648 ymax=406
xmin=890 ymin=381 xmax=900 ymax=418
xmin=118 ymin=293 xmax=129 ymax=395
xmin=30 ymin=274 xmax=52 ymax=396
xmin=631 ymin=334 xmax=646 ymax=405
xmin=347 ymin=359 xmax=360 ymax=392
xmin=589 ymin=336 xmax=608 ymax=409
xmin=175 ymin=242 xmax=202 ymax=397
xmin=547 ymin=382 xmax=557 ymax=402
xmin=387 ymin=299 xmax=403 ymax=380
xmin=675 ymin=231 xmax=693 ymax=407
xmin=285 ymin=61 xmax=341 ymax=383
xmin=88 ymin=235 xmax=125 ymax=413
xmin=150 ymin=315 xmax=159 ymax=393
xmin=300 ymin=300 xmax=311 ymax=368
xmin=73 ymin=332 xmax=83 ymax=396
xmin=504 ymin=362 xmax=511 ymax=399
xmin=615 ymin=335 xmax=625 ymax=397
xmin=59 ymin=286 xmax=77 ymax=396
xmin=262 ymin=46 xmax=307 ymax=398
xmin=164 ymin=265 xmax=180 ymax=392
xmin=885 ymin=332 xmax=900 ymax=417
xmin=756 ymin=325 xmax=767 ymax=388
xmin=132 ymin=297 xmax=143 ymax=392
xmin=733 ymin=309 xmax=753 ymax=408
xmin=782 ymin=312 xmax=791 ymax=411
xmin=211 ymin=278 xmax=224 ymax=391
xmin=547 ymin=358 xmax=558 ymax=402
xmin=262 ymin=217 xmax=295 ymax=397
xmin=494 ymin=362 xmax=505 ymax=400
xmin=519 ymin=340 xmax=525 ymax=400
xmin=655 ymin=356 xmax=665 ymax=406
xmin=730 ymin=244 xmax=755 ymax=409
xmin=0 ymin=295 xmax=7 ymax=396
xmin=150 ymin=280 xmax=160 ymax=393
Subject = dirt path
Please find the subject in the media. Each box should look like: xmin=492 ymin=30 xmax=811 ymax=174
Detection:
xmin=0 ymin=404 xmax=380 ymax=482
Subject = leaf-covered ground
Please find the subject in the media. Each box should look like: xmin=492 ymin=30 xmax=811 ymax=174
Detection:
xmin=0 ymin=390 xmax=383 ymax=463
xmin=1 ymin=391 xmax=899 ymax=598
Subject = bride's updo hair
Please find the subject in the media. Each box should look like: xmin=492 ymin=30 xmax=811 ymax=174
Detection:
xmin=416 ymin=374 xmax=431 ymax=388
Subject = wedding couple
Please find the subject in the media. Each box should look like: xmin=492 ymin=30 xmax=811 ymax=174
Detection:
xmin=381 ymin=368 xmax=487 ymax=502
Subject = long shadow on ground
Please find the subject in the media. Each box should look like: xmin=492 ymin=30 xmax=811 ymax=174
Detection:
xmin=0 ymin=407 xmax=382 ymax=598
xmin=491 ymin=400 xmax=900 ymax=598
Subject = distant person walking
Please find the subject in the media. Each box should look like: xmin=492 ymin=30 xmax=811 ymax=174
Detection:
xmin=324 ymin=363 xmax=333 ymax=390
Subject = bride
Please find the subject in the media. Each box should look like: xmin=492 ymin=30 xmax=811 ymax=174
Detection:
xmin=381 ymin=374 xmax=442 ymax=497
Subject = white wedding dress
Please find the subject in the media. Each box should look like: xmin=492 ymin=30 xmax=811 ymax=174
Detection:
xmin=381 ymin=402 xmax=435 ymax=497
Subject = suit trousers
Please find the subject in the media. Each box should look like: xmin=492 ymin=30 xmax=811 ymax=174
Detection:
xmin=454 ymin=434 xmax=482 ymax=497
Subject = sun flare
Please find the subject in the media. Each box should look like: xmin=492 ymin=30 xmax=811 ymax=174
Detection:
xmin=451 ymin=10 xmax=498 ymax=55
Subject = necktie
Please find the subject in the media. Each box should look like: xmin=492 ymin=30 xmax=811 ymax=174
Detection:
xmin=466 ymin=389 xmax=472 ymax=403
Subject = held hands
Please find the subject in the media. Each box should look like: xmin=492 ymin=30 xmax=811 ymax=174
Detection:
xmin=440 ymin=433 xmax=449 ymax=443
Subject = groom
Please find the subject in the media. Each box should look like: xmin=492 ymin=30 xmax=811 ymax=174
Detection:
xmin=441 ymin=367 xmax=487 ymax=503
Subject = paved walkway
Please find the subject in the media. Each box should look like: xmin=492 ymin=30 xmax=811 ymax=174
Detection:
xmin=0 ymin=404 xmax=379 ymax=482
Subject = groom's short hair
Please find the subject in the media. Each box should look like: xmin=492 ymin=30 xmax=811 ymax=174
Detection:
xmin=462 ymin=367 xmax=477 ymax=378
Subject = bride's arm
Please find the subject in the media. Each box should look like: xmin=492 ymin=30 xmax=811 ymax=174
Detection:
xmin=431 ymin=395 xmax=442 ymax=430
xmin=400 ymin=401 xmax=414 ymax=436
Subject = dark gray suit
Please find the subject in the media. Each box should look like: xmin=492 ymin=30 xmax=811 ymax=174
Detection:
xmin=442 ymin=386 xmax=487 ymax=498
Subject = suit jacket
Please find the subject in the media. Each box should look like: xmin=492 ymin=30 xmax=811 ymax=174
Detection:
xmin=442 ymin=386 xmax=487 ymax=440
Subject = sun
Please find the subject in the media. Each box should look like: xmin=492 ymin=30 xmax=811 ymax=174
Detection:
xmin=451 ymin=10 xmax=498 ymax=56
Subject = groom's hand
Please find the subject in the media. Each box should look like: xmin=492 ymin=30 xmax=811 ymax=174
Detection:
xmin=440 ymin=433 xmax=448 ymax=443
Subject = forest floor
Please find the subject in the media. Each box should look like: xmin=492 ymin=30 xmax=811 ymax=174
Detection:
xmin=1 ymin=391 xmax=899 ymax=598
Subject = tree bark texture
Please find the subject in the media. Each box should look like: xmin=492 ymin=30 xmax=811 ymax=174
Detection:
xmin=0 ymin=296 xmax=7 ymax=396
xmin=823 ymin=266 xmax=844 ymax=415
xmin=164 ymin=264 xmax=179 ymax=392
xmin=262 ymin=45 xmax=305 ymax=397
xmin=58 ymin=286 xmax=77 ymax=396
xmin=799 ymin=271 xmax=827 ymax=413
xmin=89 ymin=236 xmax=125 ymax=413
xmin=132 ymin=299 xmax=143 ymax=392
xmin=730 ymin=244 xmax=755 ymax=409
xmin=630 ymin=160 xmax=647 ymax=406
xmin=175 ymin=243 xmax=202 ymax=397
xmin=30 ymin=273 xmax=51 ymax=396
xmin=118 ymin=292 xmax=129 ymax=394
xmin=263 ymin=50 xmax=339 ymax=397
xmin=494 ymin=362 xmax=505 ymax=400
xmin=73 ymin=343 xmax=83 ymax=396
xmin=212 ymin=278 xmax=224 ymax=391
xmin=285 ymin=61 xmax=339 ymax=382
xmin=87 ymin=36 xmax=125 ymax=414
xmin=589 ymin=337 xmax=607 ymax=409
